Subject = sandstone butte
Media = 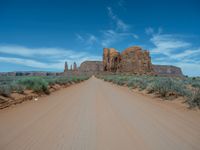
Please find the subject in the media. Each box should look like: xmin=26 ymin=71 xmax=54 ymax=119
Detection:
xmin=63 ymin=46 xmax=183 ymax=77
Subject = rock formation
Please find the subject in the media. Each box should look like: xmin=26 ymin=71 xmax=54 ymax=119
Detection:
xmin=103 ymin=48 xmax=121 ymax=72
xmin=73 ymin=62 xmax=77 ymax=71
xmin=120 ymin=46 xmax=153 ymax=74
xmin=103 ymin=46 xmax=153 ymax=74
xmin=64 ymin=62 xmax=68 ymax=72
xmin=153 ymin=65 xmax=183 ymax=77
xmin=79 ymin=61 xmax=103 ymax=75
xmin=63 ymin=61 xmax=79 ymax=76
xmin=70 ymin=65 xmax=72 ymax=71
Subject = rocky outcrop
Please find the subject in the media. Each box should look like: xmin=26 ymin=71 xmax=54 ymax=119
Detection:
xmin=103 ymin=48 xmax=121 ymax=72
xmin=120 ymin=46 xmax=153 ymax=74
xmin=103 ymin=46 xmax=153 ymax=74
xmin=64 ymin=62 xmax=68 ymax=72
xmin=79 ymin=61 xmax=103 ymax=74
xmin=73 ymin=62 xmax=78 ymax=71
xmin=153 ymin=65 xmax=183 ymax=77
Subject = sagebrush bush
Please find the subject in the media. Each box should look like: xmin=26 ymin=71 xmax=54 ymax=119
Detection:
xmin=187 ymin=89 xmax=200 ymax=108
xmin=0 ymin=85 xmax=12 ymax=97
xmin=18 ymin=77 xmax=49 ymax=93
xmin=146 ymin=78 xmax=187 ymax=98
xmin=191 ymin=82 xmax=200 ymax=89
xmin=55 ymin=77 xmax=70 ymax=85
xmin=10 ymin=82 xmax=25 ymax=94
xmin=0 ymin=75 xmax=89 ymax=97
xmin=127 ymin=78 xmax=148 ymax=90
xmin=99 ymin=75 xmax=200 ymax=108
xmin=112 ymin=76 xmax=127 ymax=85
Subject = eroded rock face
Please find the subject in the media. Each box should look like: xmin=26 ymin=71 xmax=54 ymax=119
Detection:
xmin=120 ymin=46 xmax=153 ymax=74
xmin=79 ymin=61 xmax=103 ymax=73
xmin=103 ymin=46 xmax=153 ymax=74
xmin=103 ymin=48 xmax=121 ymax=72
xmin=64 ymin=62 xmax=68 ymax=72
xmin=153 ymin=65 xmax=183 ymax=77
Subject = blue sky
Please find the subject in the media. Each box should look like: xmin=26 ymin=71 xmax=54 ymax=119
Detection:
xmin=0 ymin=0 xmax=200 ymax=76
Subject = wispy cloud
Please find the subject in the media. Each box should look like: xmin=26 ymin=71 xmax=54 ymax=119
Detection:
xmin=86 ymin=34 xmax=98 ymax=45
xmin=145 ymin=27 xmax=162 ymax=35
xmin=0 ymin=57 xmax=64 ymax=69
xmin=148 ymin=28 xmax=200 ymax=76
xmin=145 ymin=27 xmax=154 ymax=35
xmin=101 ymin=30 xmax=138 ymax=47
xmin=0 ymin=45 xmax=101 ymax=70
xmin=150 ymin=34 xmax=191 ymax=55
xmin=75 ymin=5 xmax=138 ymax=49
xmin=75 ymin=34 xmax=84 ymax=42
xmin=107 ymin=6 xmax=129 ymax=32
xmin=75 ymin=34 xmax=98 ymax=47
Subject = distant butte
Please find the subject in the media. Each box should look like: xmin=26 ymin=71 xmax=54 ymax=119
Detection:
xmin=63 ymin=46 xmax=183 ymax=77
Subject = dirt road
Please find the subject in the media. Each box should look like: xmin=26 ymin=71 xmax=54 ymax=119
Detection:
xmin=0 ymin=77 xmax=200 ymax=150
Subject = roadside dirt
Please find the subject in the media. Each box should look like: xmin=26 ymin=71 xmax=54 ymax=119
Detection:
xmin=0 ymin=77 xmax=200 ymax=150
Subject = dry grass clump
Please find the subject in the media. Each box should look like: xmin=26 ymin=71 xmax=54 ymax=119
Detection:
xmin=97 ymin=75 xmax=200 ymax=109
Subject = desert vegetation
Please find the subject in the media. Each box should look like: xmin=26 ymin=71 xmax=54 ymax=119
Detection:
xmin=97 ymin=75 xmax=200 ymax=109
xmin=0 ymin=75 xmax=89 ymax=108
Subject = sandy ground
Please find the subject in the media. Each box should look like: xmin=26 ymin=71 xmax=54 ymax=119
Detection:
xmin=0 ymin=76 xmax=200 ymax=150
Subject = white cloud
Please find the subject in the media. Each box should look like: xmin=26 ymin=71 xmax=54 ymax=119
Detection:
xmin=0 ymin=57 xmax=63 ymax=69
xmin=0 ymin=45 xmax=101 ymax=70
xmin=75 ymin=6 xmax=138 ymax=49
xmin=170 ymin=48 xmax=200 ymax=60
xmin=86 ymin=34 xmax=98 ymax=45
xmin=75 ymin=34 xmax=84 ymax=42
xmin=75 ymin=34 xmax=98 ymax=47
xmin=145 ymin=27 xmax=154 ymax=35
xmin=150 ymin=34 xmax=191 ymax=56
xmin=149 ymin=30 xmax=200 ymax=76
xmin=107 ymin=7 xmax=129 ymax=32
xmin=132 ymin=34 xmax=139 ymax=39
xmin=0 ymin=45 xmax=79 ymax=59
xmin=118 ymin=0 xmax=125 ymax=8
xmin=101 ymin=29 xmax=138 ymax=47
xmin=145 ymin=27 xmax=162 ymax=35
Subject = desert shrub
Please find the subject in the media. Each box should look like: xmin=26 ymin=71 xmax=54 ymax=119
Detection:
xmin=54 ymin=77 xmax=69 ymax=85
xmin=191 ymin=82 xmax=200 ymax=89
xmin=10 ymin=82 xmax=25 ymax=94
xmin=44 ymin=76 xmax=58 ymax=85
xmin=146 ymin=77 xmax=187 ymax=98
xmin=78 ymin=76 xmax=90 ymax=81
xmin=183 ymin=77 xmax=200 ymax=89
xmin=187 ymin=89 xmax=200 ymax=108
xmin=112 ymin=76 xmax=127 ymax=85
xmin=0 ymin=85 xmax=12 ymax=97
xmin=71 ymin=76 xmax=78 ymax=82
xmin=104 ymin=76 xmax=113 ymax=82
xmin=18 ymin=77 xmax=49 ymax=94
xmin=127 ymin=78 xmax=138 ymax=88
xmin=127 ymin=77 xmax=148 ymax=90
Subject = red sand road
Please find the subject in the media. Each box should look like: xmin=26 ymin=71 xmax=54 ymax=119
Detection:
xmin=0 ymin=77 xmax=200 ymax=150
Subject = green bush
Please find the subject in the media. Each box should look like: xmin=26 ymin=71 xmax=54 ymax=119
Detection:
xmin=127 ymin=78 xmax=148 ymax=90
xmin=18 ymin=77 xmax=49 ymax=94
xmin=0 ymin=85 xmax=12 ymax=97
xmin=112 ymin=77 xmax=126 ymax=85
xmin=147 ymin=78 xmax=187 ymax=98
xmin=99 ymin=75 xmax=200 ymax=108
xmin=10 ymin=82 xmax=25 ymax=94
xmin=0 ymin=75 xmax=89 ymax=97
xmin=191 ymin=82 xmax=200 ymax=89
xmin=55 ymin=77 xmax=69 ymax=85
xmin=187 ymin=89 xmax=200 ymax=108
